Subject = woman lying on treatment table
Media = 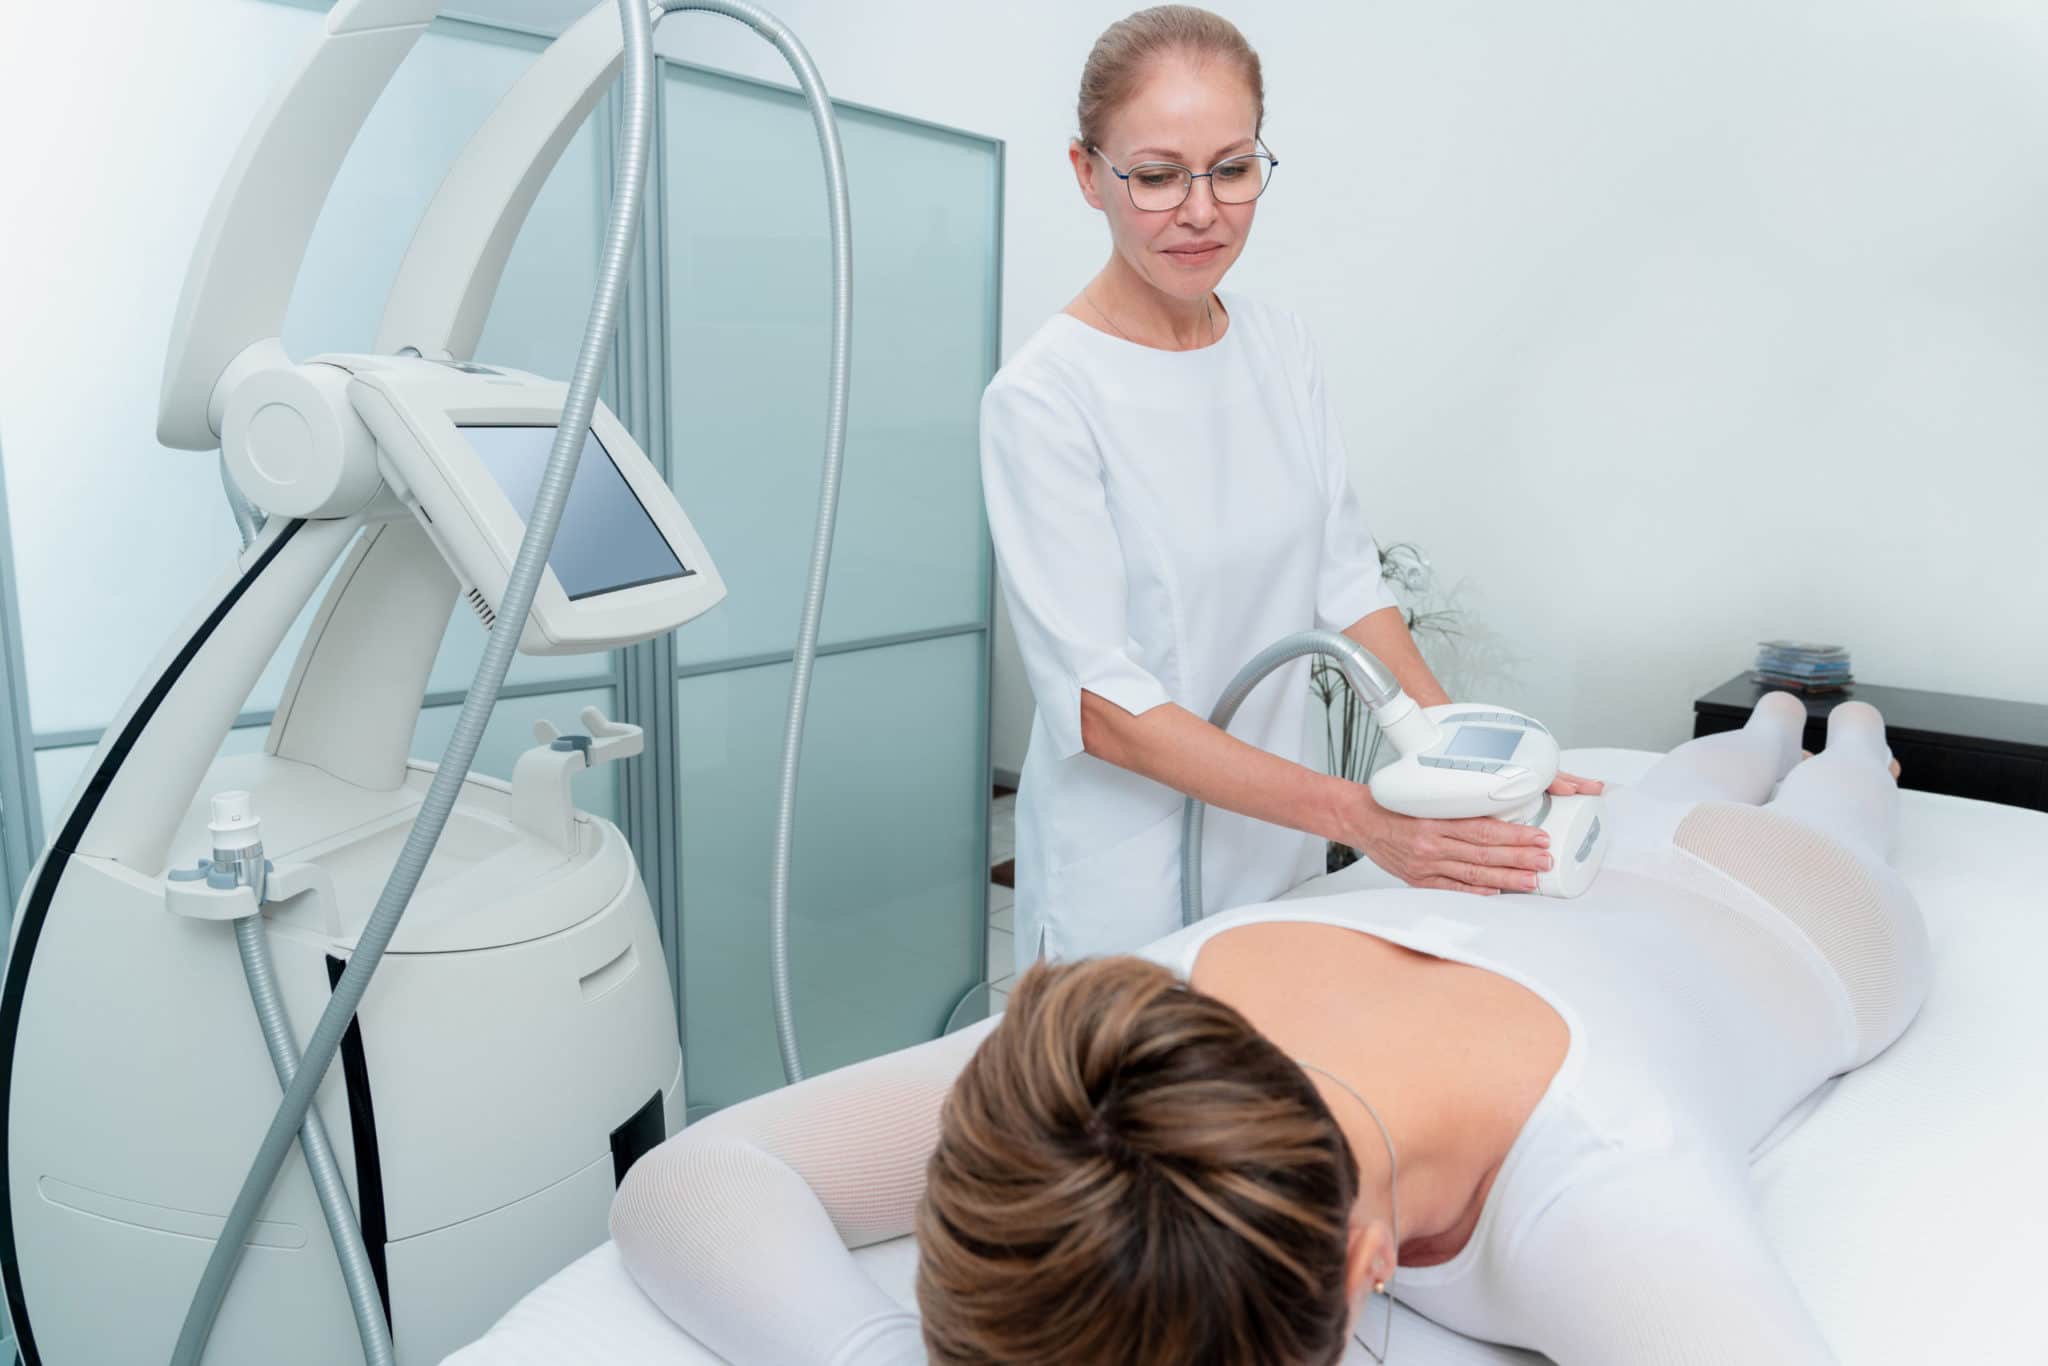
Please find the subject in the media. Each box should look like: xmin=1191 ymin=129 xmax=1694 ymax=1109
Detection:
xmin=612 ymin=694 xmax=1925 ymax=1366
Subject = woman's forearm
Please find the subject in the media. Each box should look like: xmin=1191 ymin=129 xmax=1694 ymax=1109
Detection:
xmin=1080 ymin=692 xmax=1370 ymax=847
xmin=1073 ymin=606 xmax=1445 ymax=851
xmin=1345 ymin=604 xmax=1451 ymax=708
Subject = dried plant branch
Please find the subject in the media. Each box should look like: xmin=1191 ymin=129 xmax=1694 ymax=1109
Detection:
xmin=1312 ymin=540 xmax=1469 ymax=871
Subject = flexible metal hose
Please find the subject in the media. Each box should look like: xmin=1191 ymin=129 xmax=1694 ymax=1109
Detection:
xmin=171 ymin=1 xmax=657 ymax=1359
xmin=233 ymin=916 xmax=395 ymax=1366
xmin=215 ymin=468 xmax=388 ymax=1363
xmin=651 ymin=0 xmax=852 ymax=1087
xmin=1181 ymin=630 xmax=1402 ymax=926
xmin=220 ymin=454 xmax=265 ymax=547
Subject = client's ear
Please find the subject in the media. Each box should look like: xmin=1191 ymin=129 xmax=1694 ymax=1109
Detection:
xmin=1345 ymin=1217 xmax=1396 ymax=1302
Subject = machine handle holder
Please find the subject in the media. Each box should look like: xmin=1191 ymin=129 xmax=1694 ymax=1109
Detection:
xmin=163 ymin=857 xmax=341 ymax=938
xmin=517 ymin=706 xmax=644 ymax=851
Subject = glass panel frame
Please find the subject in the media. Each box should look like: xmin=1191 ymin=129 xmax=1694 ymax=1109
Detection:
xmin=0 ymin=430 xmax=42 ymax=911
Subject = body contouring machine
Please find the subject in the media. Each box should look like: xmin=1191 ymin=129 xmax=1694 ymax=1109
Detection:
xmin=0 ymin=2 xmax=853 ymax=1362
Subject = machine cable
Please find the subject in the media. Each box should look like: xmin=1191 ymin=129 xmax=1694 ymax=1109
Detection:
xmin=211 ymin=364 xmax=386 ymax=1363
xmin=658 ymin=0 xmax=858 ymax=1088
xmin=219 ymin=455 xmax=266 ymax=549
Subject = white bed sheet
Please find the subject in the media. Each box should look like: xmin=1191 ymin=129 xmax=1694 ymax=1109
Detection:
xmin=445 ymin=749 xmax=2048 ymax=1365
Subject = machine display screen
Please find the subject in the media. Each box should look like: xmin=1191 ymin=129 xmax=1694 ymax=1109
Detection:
xmin=463 ymin=425 xmax=688 ymax=600
xmin=1445 ymin=726 xmax=1521 ymax=761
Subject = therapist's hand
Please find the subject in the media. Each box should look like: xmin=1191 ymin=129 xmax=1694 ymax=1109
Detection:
xmin=1339 ymin=788 xmax=1554 ymax=896
xmin=1548 ymin=771 xmax=1605 ymax=796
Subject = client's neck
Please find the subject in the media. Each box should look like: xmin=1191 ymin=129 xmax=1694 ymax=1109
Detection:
xmin=1393 ymin=1152 xmax=1504 ymax=1269
xmin=1330 ymin=1102 xmax=1493 ymax=1270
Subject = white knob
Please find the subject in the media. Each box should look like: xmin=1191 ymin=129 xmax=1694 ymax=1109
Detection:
xmin=221 ymin=361 xmax=382 ymax=518
xmin=208 ymin=790 xmax=262 ymax=851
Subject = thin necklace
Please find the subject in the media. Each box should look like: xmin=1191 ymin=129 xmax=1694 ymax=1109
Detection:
xmin=1296 ymin=1057 xmax=1399 ymax=1365
xmin=1083 ymin=287 xmax=1216 ymax=350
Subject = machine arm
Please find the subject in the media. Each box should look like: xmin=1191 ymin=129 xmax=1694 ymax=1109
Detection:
xmin=157 ymin=0 xmax=441 ymax=451
xmin=375 ymin=3 xmax=646 ymax=359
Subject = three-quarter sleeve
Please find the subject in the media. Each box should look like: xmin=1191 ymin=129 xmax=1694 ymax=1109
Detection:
xmin=981 ymin=370 xmax=1172 ymax=760
xmin=1296 ymin=318 xmax=1399 ymax=632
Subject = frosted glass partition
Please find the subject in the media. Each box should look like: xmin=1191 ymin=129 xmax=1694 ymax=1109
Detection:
xmin=675 ymin=635 xmax=986 ymax=1112
xmin=14 ymin=17 xmax=619 ymax=824
xmin=654 ymin=62 xmax=999 ymax=1115
xmin=662 ymin=64 xmax=1000 ymax=668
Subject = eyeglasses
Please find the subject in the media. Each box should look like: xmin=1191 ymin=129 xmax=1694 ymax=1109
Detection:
xmin=1089 ymin=141 xmax=1279 ymax=212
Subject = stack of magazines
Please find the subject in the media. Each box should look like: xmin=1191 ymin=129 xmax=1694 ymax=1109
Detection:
xmin=1753 ymin=640 xmax=1853 ymax=694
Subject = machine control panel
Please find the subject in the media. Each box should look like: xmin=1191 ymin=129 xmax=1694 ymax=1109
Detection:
xmin=1369 ymin=704 xmax=1561 ymax=821
xmin=341 ymin=356 xmax=726 ymax=656
xmin=1419 ymin=753 xmax=1519 ymax=774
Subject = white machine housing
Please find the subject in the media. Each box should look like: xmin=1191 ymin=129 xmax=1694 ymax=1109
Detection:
xmin=1370 ymin=702 xmax=1608 ymax=898
xmin=4 ymin=508 xmax=690 ymax=1364
xmin=1 ymin=3 xmax=734 ymax=1364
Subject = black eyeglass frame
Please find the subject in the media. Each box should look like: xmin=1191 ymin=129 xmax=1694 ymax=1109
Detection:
xmin=1087 ymin=140 xmax=1280 ymax=211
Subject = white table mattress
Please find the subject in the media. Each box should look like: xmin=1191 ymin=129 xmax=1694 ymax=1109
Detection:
xmin=446 ymin=749 xmax=2047 ymax=1365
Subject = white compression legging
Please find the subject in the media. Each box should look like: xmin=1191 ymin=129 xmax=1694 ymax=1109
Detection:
xmin=1621 ymin=694 xmax=1925 ymax=1067
xmin=610 ymin=700 xmax=1923 ymax=1365
xmin=1626 ymin=690 xmax=1898 ymax=864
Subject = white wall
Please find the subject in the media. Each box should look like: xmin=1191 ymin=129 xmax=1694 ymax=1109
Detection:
xmin=558 ymin=0 xmax=2048 ymax=762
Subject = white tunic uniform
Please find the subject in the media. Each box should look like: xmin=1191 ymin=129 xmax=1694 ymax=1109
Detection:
xmin=980 ymin=291 xmax=1397 ymax=969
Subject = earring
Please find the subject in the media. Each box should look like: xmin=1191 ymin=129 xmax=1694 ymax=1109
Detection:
xmin=1354 ymin=1279 xmax=1394 ymax=1364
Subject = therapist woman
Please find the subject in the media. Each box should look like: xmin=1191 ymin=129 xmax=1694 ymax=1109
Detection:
xmin=982 ymin=5 xmax=1601 ymax=970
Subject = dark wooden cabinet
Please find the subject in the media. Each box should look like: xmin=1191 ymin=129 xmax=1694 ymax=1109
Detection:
xmin=1692 ymin=674 xmax=2048 ymax=812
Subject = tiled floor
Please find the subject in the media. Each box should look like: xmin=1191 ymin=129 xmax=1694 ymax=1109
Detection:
xmin=988 ymin=792 xmax=1016 ymax=1009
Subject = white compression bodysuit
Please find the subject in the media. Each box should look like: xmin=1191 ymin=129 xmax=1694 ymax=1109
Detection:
xmin=611 ymin=697 xmax=1928 ymax=1365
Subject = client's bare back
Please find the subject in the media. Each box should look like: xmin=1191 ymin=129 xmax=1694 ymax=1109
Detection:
xmin=1190 ymin=921 xmax=1568 ymax=1269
